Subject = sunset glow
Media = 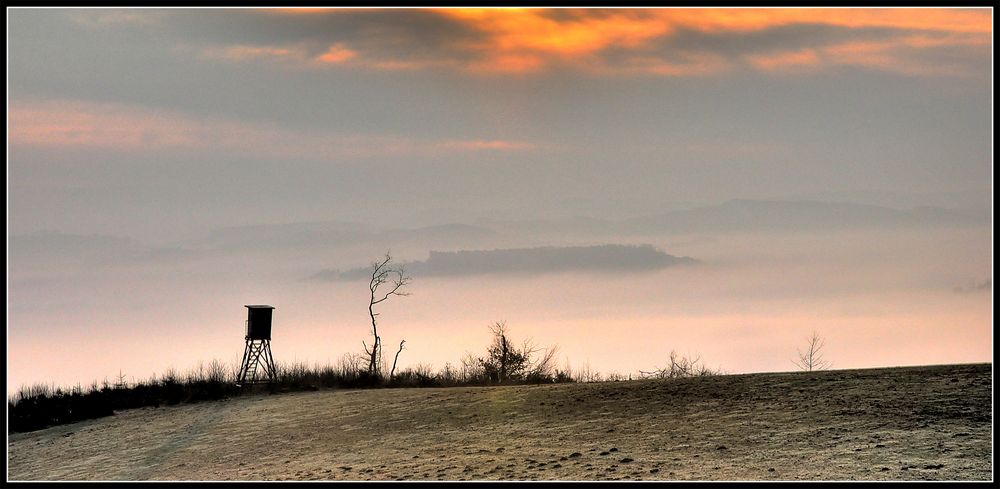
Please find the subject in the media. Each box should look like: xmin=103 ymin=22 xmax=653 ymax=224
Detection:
xmin=9 ymin=99 xmax=538 ymax=157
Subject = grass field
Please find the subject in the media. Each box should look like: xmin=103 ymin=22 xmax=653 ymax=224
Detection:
xmin=6 ymin=363 xmax=991 ymax=481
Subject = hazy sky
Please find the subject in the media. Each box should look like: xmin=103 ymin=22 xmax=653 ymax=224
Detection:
xmin=7 ymin=8 xmax=993 ymax=393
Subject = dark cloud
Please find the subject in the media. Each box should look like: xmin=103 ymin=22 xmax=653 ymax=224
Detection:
xmin=8 ymin=10 xmax=490 ymax=138
xmin=953 ymin=279 xmax=991 ymax=294
xmin=661 ymin=23 xmax=901 ymax=57
xmin=74 ymin=8 xmax=487 ymax=67
xmin=536 ymin=8 xmax=624 ymax=22
xmin=170 ymin=9 xmax=483 ymax=55
xmin=312 ymin=244 xmax=697 ymax=280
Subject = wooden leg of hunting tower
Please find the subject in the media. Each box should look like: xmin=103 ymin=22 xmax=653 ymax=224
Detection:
xmin=264 ymin=340 xmax=277 ymax=382
xmin=237 ymin=340 xmax=251 ymax=386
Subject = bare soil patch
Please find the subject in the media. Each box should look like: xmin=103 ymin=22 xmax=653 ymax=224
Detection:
xmin=7 ymin=363 xmax=991 ymax=481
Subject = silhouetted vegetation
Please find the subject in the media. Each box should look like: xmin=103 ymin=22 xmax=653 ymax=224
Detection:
xmin=639 ymin=350 xmax=723 ymax=379
xmin=8 ymin=357 xmax=375 ymax=434
xmin=459 ymin=321 xmax=565 ymax=384
xmin=10 ymin=330 xmax=727 ymax=434
xmin=8 ymin=342 xmax=573 ymax=435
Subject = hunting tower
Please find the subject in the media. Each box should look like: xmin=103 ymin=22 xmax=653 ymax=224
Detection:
xmin=236 ymin=305 xmax=277 ymax=386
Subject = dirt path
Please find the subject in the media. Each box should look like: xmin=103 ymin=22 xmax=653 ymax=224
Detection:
xmin=7 ymin=363 xmax=992 ymax=481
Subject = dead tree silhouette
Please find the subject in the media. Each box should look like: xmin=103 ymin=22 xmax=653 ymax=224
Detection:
xmin=363 ymin=251 xmax=411 ymax=377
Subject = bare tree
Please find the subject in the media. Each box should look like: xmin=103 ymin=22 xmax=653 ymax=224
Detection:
xmin=363 ymin=251 xmax=411 ymax=377
xmin=793 ymin=331 xmax=832 ymax=372
xmin=481 ymin=321 xmax=528 ymax=383
xmin=114 ymin=369 xmax=128 ymax=390
xmin=459 ymin=351 xmax=483 ymax=383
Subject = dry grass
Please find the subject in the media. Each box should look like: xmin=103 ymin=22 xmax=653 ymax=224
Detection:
xmin=7 ymin=363 xmax=991 ymax=481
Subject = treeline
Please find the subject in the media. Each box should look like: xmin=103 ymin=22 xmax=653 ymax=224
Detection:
xmin=9 ymin=325 xmax=720 ymax=434
xmin=9 ymin=361 xmax=242 ymax=434
xmin=8 ymin=337 xmax=576 ymax=435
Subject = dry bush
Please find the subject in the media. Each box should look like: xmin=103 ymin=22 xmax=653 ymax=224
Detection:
xmin=475 ymin=321 xmax=561 ymax=384
xmin=438 ymin=362 xmax=458 ymax=385
xmin=459 ymin=351 xmax=485 ymax=383
xmin=526 ymin=344 xmax=561 ymax=382
xmin=575 ymin=362 xmax=602 ymax=383
xmin=640 ymin=350 xmax=721 ymax=379
xmin=605 ymin=372 xmax=629 ymax=382
xmin=336 ymin=351 xmax=366 ymax=378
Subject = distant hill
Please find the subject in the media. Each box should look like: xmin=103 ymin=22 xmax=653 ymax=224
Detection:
xmin=198 ymin=199 xmax=987 ymax=253
xmin=200 ymin=221 xmax=495 ymax=251
xmin=622 ymin=199 xmax=989 ymax=234
xmin=476 ymin=199 xmax=989 ymax=237
xmin=9 ymin=231 xmax=187 ymax=268
xmin=15 ymin=200 xmax=982 ymax=271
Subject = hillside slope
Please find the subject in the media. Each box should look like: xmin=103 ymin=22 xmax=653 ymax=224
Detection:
xmin=7 ymin=363 xmax=991 ymax=481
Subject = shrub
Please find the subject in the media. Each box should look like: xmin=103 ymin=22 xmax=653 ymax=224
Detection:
xmin=639 ymin=350 xmax=722 ymax=379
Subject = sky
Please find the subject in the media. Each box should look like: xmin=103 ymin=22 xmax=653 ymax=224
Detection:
xmin=6 ymin=8 xmax=993 ymax=394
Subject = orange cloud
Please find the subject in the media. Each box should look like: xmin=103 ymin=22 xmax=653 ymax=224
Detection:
xmin=431 ymin=7 xmax=990 ymax=76
xmin=746 ymin=49 xmax=821 ymax=73
xmin=202 ymin=44 xmax=298 ymax=62
xmin=209 ymin=8 xmax=992 ymax=77
xmin=314 ymin=43 xmax=357 ymax=64
xmin=653 ymin=8 xmax=991 ymax=35
xmin=9 ymin=100 xmax=200 ymax=150
xmin=465 ymin=53 xmax=546 ymax=75
xmin=438 ymin=8 xmax=674 ymax=75
xmin=435 ymin=139 xmax=537 ymax=152
xmin=9 ymin=99 xmax=540 ymax=158
xmin=441 ymin=8 xmax=671 ymax=56
xmin=745 ymin=30 xmax=989 ymax=76
xmin=818 ymin=32 xmax=990 ymax=77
